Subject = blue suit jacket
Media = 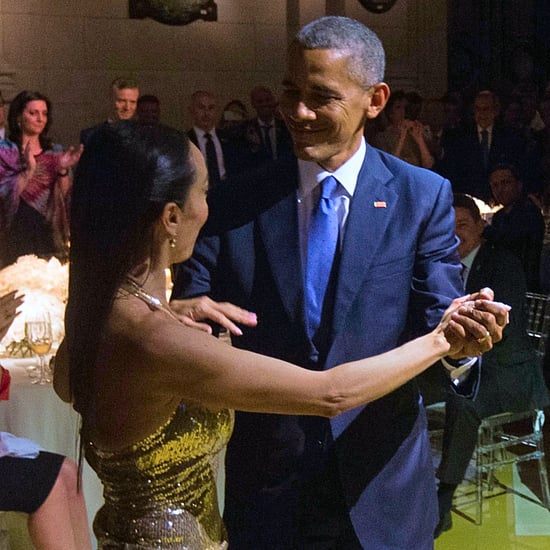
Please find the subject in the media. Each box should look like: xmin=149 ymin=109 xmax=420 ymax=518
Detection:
xmin=172 ymin=144 xmax=465 ymax=548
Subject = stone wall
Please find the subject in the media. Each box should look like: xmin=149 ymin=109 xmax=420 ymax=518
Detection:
xmin=0 ymin=0 xmax=447 ymax=146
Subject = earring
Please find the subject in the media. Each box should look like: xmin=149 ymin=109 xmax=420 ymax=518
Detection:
xmin=169 ymin=238 xmax=176 ymax=248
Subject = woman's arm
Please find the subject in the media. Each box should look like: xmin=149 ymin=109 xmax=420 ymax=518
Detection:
xmin=392 ymin=123 xmax=408 ymax=158
xmin=409 ymin=121 xmax=435 ymax=169
xmin=55 ymin=144 xmax=83 ymax=195
xmin=146 ymin=296 xmax=494 ymax=417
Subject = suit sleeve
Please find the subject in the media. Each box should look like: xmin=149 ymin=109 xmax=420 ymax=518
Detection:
xmin=404 ymin=178 xmax=463 ymax=339
xmin=171 ymin=235 xmax=220 ymax=300
xmin=201 ymin=153 xmax=297 ymax=236
xmin=406 ymin=177 xmax=481 ymax=397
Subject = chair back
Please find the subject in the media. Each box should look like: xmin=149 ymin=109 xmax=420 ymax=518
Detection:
xmin=525 ymin=292 xmax=550 ymax=358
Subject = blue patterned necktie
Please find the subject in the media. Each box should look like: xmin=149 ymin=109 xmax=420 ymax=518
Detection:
xmin=306 ymin=175 xmax=340 ymax=338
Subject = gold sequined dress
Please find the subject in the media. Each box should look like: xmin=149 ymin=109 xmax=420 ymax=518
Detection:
xmin=86 ymin=403 xmax=233 ymax=549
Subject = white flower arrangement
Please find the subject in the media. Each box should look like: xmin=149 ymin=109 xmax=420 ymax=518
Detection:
xmin=0 ymin=255 xmax=68 ymax=355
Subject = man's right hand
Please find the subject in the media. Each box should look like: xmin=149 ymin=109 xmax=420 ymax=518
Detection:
xmin=170 ymin=297 xmax=257 ymax=336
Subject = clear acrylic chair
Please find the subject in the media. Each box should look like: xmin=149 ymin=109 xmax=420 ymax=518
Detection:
xmin=462 ymin=292 xmax=550 ymax=524
xmin=525 ymin=291 xmax=550 ymax=359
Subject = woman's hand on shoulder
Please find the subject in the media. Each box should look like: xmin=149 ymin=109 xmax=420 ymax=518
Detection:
xmin=170 ymin=296 xmax=257 ymax=336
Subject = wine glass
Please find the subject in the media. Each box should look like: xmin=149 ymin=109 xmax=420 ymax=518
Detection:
xmin=25 ymin=312 xmax=53 ymax=385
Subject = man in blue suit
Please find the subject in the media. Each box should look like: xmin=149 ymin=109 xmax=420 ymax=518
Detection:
xmin=171 ymin=16 xmax=508 ymax=549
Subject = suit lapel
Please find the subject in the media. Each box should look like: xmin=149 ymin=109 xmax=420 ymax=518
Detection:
xmin=257 ymin=189 xmax=304 ymax=325
xmin=465 ymin=244 xmax=490 ymax=293
xmin=255 ymin=149 xmax=400 ymax=339
xmin=332 ymin=147 xmax=398 ymax=335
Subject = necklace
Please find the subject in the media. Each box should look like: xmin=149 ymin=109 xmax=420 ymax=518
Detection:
xmin=121 ymin=278 xmax=181 ymax=323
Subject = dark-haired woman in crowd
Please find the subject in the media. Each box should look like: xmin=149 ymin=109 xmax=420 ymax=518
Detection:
xmin=0 ymin=91 xmax=82 ymax=267
xmin=373 ymin=89 xmax=435 ymax=168
xmin=53 ymin=121 xmax=497 ymax=549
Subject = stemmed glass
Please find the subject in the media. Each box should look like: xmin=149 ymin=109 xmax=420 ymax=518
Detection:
xmin=25 ymin=312 xmax=53 ymax=385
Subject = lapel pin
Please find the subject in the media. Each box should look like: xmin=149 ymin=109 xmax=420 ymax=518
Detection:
xmin=373 ymin=201 xmax=387 ymax=208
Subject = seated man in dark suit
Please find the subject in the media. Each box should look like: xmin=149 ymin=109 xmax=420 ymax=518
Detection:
xmin=80 ymin=77 xmax=139 ymax=146
xmin=434 ymin=193 xmax=549 ymax=537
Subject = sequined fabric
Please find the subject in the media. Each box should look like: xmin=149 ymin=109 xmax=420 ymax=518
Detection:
xmin=86 ymin=404 xmax=233 ymax=549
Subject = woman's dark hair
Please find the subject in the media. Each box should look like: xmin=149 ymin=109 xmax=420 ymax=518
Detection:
xmin=384 ymin=89 xmax=407 ymax=120
xmin=66 ymin=121 xmax=194 ymax=424
xmin=8 ymin=90 xmax=53 ymax=150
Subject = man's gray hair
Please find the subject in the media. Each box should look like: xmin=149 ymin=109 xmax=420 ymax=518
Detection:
xmin=294 ymin=16 xmax=385 ymax=89
xmin=111 ymin=77 xmax=139 ymax=91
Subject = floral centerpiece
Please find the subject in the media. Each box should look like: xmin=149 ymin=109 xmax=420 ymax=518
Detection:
xmin=0 ymin=255 xmax=68 ymax=356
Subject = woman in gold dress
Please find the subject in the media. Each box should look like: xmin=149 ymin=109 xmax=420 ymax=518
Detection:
xmin=54 ymin=122 xmax=504 ymax=549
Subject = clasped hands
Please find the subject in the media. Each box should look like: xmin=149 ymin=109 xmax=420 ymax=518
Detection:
xmin=171 ymin=287 xmax=510 ymax=360
xmin=439 ymin=287 xmax=510 ymax=359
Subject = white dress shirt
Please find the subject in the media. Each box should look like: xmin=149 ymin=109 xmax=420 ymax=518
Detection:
xmin=297 ymin=137 xmax=366 ymax=264
xmin=477 ymin=124 xmax=493 ymax=150
xmin=193 ymin=126 xmax=227 ymax=180
xmin=460 ymin=245 xmax=480 ymax=285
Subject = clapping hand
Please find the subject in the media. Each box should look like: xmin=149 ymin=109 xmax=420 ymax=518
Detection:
xmin=408 ymin=120 xmax=427 ymax=143
xmin=0 ymin=291 xmax=24 ymax=341
xmin=58 ymin=144 xmax=84 ymax=172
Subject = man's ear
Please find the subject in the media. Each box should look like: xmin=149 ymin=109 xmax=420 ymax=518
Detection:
xmin=365 ymin=83 xmax=390 ymax=120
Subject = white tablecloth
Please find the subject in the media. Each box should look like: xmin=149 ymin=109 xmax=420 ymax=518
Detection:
xmin=0 ymin=358 xmax=102 ymax=549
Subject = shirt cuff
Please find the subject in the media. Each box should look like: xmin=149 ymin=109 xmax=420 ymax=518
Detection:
xmin=441 ymin=356 xmax=478 ymax=386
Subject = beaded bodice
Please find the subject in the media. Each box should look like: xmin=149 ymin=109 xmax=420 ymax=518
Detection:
xmin=86 ymin=403 xmax=233 ymax=549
